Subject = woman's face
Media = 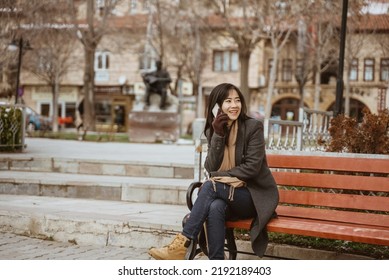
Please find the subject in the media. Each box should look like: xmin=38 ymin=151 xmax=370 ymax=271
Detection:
xmin=221 ymin=89 xmax=241 ymax=123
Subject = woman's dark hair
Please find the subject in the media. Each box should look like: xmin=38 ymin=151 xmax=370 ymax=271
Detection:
xmin=203 ymin=83 xmax=249 ymax=137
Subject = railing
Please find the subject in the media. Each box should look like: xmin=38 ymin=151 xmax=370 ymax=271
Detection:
xmin=0 ymin=104 xmax=26 ymax=152
xmin=193 ymin=108 xmax=334 ymax=180
xmin=300 ymin=108 xmax=333 ymax=151
xmin=264 ymin=119 xmax=303 ymax=151
xmin=264 ymin=108 xmax=333 ymax=152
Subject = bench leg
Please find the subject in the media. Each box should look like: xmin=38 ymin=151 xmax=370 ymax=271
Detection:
xmin=185 ymin=239 xmax=198 ymax=260
xmin=225 ymin=228 xmax=237 ymax=260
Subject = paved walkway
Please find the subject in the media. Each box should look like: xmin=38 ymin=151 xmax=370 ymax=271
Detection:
xmin=3 ymin=137 xmax=195 ymax=165
xmin=0 ymin=232 xmax=151 ymax=260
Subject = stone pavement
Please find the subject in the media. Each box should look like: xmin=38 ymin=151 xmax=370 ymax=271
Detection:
xmin=5 ymin=137 xmax=195 ymax=165
xmin=0 ymin=232 xmax=151 ymax=260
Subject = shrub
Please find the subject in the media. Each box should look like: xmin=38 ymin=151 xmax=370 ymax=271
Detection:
xmin=0 ymin=106 xmax=23 ymax=152
xmin=326 ymin=109 xmax=389 ymax=154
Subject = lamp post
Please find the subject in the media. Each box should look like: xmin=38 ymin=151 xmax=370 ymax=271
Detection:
xmin=14 ymin=37 xmax=23 ymax=104
xmin=334 ymin=0 xmax=349 ymax=116
xmin=9 ymin=37 xmax=32 ymax=104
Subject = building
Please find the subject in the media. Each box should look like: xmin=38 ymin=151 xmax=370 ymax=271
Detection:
xmin=2 ymin=0 xmax=389 ymax=136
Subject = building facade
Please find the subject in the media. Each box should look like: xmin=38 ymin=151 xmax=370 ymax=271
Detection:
xmin=2 ymin=0 xmax=388 ymax=135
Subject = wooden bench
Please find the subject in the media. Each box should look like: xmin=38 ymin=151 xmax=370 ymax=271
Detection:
xmin=185 ymin=153 xmax=389 ymax=259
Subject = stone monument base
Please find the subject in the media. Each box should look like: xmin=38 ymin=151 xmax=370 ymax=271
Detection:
xmin=128 ymin=93 xmax=179 ymax=143
xmin=128 ymin=111 xmax=179 ymax=143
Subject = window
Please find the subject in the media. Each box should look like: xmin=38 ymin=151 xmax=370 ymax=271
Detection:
xmin=217 ymin=0 xmax=229 ymax=12
xmin=95 ymin=100 xmax=112 ymax=124
xmin=363 ymin=58 xmax=374 ymax=81
xmin=139 ymin=48 xmax=157 ymax=71
xmin=295 ymin=59 xmax=309 ymax=84
xmin=139 ymin=56 xmax=156 ymax=71
xmin=276 ymin=1 xmax=290 ymax=15
xmin=95 ymin=51 xmax=110 ymax=70
xmin=96 ymin=0 xmax=105 ymax=8
xmin=380 ymin=58 xmax=389 ymax=82
xmin=349 ymin=58 xmax=358 ymax=81
xmin=142 ymin=0 xmax=150 ymax=11
xmin=96 ymin=0 xmax=105 ymax=15
xmin=282 ymin=59 xmax=292 ymax=82
xmin=130 ymin=0 xmax=137 ymax=13
xmin=213 ymin=50 xmax=238 ymax=72
xmin=268 ymin=59 xmax=278 ymax=82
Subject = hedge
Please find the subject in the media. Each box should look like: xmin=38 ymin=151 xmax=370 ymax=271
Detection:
xmin=0 ymin=105 xmax=23 ymax=152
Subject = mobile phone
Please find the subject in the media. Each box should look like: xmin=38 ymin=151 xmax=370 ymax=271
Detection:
xmin=212 ymin=103 xmax=220 ymax=117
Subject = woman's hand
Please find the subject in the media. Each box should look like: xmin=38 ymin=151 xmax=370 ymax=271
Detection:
xmin=212 ymin=109 xmax=229 ymax=136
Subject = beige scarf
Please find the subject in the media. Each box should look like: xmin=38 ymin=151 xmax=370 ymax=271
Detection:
xmin=211 ymin=121 xmax=245 ymax=200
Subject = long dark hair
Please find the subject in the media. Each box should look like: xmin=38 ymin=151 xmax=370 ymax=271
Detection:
xmin=203 ymin=83 xmax=249 ymax=137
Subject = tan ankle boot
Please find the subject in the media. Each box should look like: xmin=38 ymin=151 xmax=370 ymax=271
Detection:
xmin=149 ymin=233 xmax=188 ymax=260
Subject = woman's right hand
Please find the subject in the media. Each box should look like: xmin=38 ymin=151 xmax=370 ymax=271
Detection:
xmin=212 ymin=109 xmax=229 ymax=136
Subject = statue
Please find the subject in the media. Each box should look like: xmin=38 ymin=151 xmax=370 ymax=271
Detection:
xmin=142 ymin=60 xmax=172 ymax=110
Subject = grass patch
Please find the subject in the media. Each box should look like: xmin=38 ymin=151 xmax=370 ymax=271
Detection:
xmin=269 ymin=233 xmax=388 ymax=259
xmin=28 ymin=131 xmax=130 ymax=143
xmin=234 ymin=229 xmax=388 ymax=259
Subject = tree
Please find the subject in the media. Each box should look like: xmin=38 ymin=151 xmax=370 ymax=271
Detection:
xmin=307 ymin=1 xmax=340 ymax=111
xmin=69 ymin=0 xmax=122 ymax=134
xmin=25 ymin=29 xmax=76 ymax=132
xmin=343 ymin=14 xmax=371 ymax=116
xmin=262 ymin=1 xmax=300 ymax=119
xmin=142 ymin=1 xmax=210 ymax=116
xmin=0 ymin=0 xmax=70 ymax=102
xmin=374 ymin=15 xmax=389 ymax=111
xmin=206 ymin=0 xmax=268 ymax=109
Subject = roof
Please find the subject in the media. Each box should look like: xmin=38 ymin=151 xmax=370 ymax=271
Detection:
xmin=356 ymin=14 xmax=389 ymax=31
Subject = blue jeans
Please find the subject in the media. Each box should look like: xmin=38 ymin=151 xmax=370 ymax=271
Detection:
xmin=182 ymin=180 xmax=256 ymax=259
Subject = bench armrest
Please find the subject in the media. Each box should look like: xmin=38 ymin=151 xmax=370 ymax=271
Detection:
xmin=186 ymin=181 xmax=203 ymax=210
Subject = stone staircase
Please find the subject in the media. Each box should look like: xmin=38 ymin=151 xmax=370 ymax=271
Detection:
xmin=0 ymin=151 xmax=196 ymax=254
xmin=0 ymin=139 xmax=372 ymax=259
xmin=0 ymin=156 xmax=194 ymax=205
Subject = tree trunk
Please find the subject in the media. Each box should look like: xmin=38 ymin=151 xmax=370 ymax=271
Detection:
xmin=298 ymin=83 xmax=305 ymax=109
xmin=83 ymin=47 xmax=96 ymax=132
xmin=265 ymin=50 xmax=279 ymax=119
xmin=314 ymin=49 xmax=321 ymax=110
xmin=52 ymin=82 xmax=59 ymax=132
xmin=239 ymin=50 xmax=251 ymax=110
xmin=344 ymin=66 xmax=351 ymax=117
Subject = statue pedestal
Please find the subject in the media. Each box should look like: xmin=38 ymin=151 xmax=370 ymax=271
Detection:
xmin=128 ymin=93 xmax=180 ymax=143
xmin=128 ymin=110 xmax=179 ymax=143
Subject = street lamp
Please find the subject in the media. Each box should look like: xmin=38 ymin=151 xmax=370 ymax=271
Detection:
xmin=8 ymin=37 xmax=32 ymax=104
xmin=334 ymin=0 xmax=349 ymax=116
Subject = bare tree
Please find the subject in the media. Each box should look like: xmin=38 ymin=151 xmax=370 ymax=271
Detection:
xmin=373 ymin=16 xmax=389 ymax=111
xmin=143 ymin=1 xmax=210 ymax=116
xmin=25 ymin=29 xmax=76 ymax=132
xmin=306 ymin=1 xmax=340 ymax=111
xmin=69 ymin=0 xmax=122 ymax=134
xmin=343 ymin=13 xmax=372 ymax=116
xmin=0 ymin=0 xmax=69 ymax=101
xmin=205 ymin=0 xmax=269 ymax=108
xmin=262 ymin=1 xmax=300 ymax=119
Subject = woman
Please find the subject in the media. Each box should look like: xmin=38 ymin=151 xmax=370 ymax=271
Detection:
xmin=149 ymin=83 xmax=279 ymax=260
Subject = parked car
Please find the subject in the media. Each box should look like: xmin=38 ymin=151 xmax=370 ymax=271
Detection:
xmin=25 ymin=106 xmax=52 ymax=132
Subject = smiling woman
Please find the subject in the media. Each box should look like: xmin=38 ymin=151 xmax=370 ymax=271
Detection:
xmin=149 ymin=83 xmax=279 ymax=260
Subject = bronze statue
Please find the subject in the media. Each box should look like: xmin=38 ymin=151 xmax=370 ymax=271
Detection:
xmin=142 ymin=60 xmax=172 ymax=110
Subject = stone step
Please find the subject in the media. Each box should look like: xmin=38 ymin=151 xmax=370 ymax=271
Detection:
xmin=0 ymin=194 xmax=187 ymax=251
xmin=0 ymin=194 xmax=372 ymax=260
xmin=0 ymin=156 xmax=194 ymax=179
xmin=0 ymin=171 xmax=193 ymax=205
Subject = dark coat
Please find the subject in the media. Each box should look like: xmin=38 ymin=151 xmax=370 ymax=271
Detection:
xmin=204 ymin=118 xmax=279 ymax=257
